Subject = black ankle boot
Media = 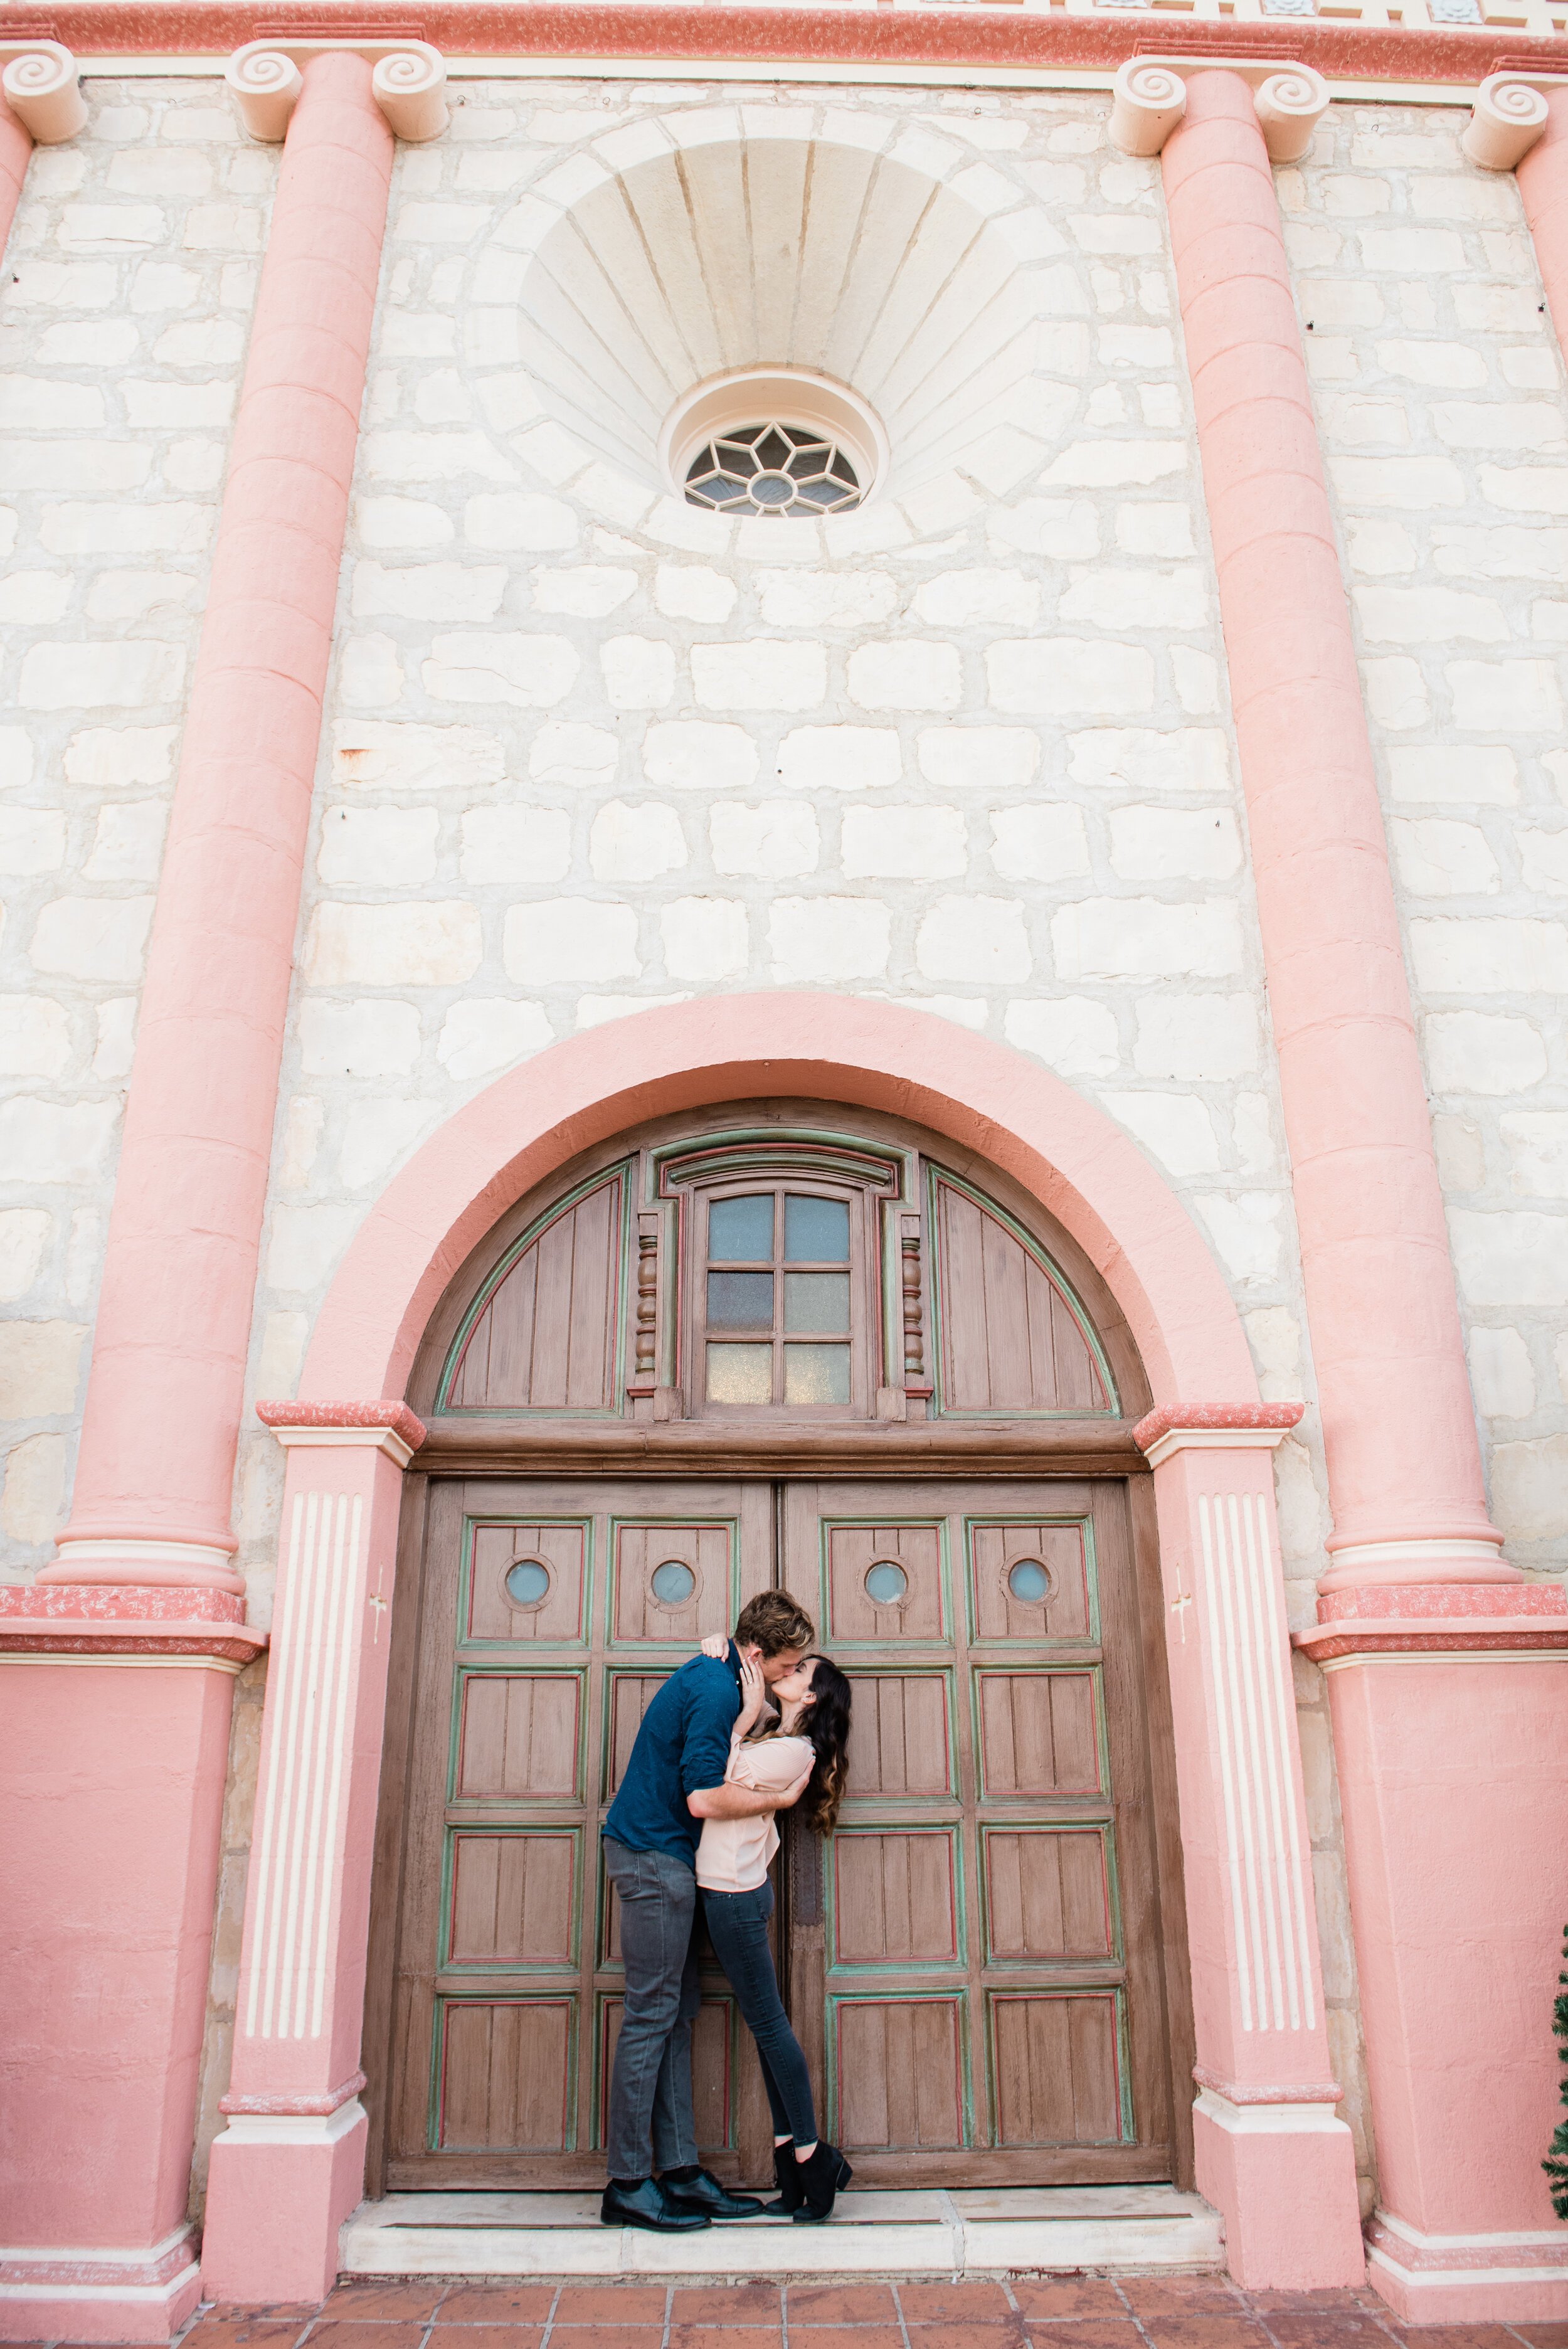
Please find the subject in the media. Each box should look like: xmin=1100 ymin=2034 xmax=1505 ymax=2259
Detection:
xmin=763 ymin=2142 xmax=803 ymax=2215
xmin=792 ymin=2140 xmax=853 ymax=2224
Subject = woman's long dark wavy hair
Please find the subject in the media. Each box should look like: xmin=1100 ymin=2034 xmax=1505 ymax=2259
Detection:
xmin=795 ymin=1655 xmax=852 ymax=1835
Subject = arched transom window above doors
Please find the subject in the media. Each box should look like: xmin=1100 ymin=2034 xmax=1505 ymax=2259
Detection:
xmin=426 ymin=1110 xmax=1121 ymax=1427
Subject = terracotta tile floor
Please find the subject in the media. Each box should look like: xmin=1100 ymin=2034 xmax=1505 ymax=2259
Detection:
xmin=17 ymin=2274 xmax=1553 ymax=2349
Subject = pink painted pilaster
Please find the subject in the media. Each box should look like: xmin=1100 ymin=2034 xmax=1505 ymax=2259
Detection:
xmin=1517 ymin=90 xmax=1568 ymax=358
xmin=45 ymin=51 xmax=395 ymax=1595
xmin=1162 ymin=70 xmax=1503 ymax=1593
xmin=0 ymin=91 xmax=32 ymax=257
xmin=200 ymin=1407 xmax=425 ymax=2307
xmin=1135 ymin=1410 xmax=1364 ymax=2289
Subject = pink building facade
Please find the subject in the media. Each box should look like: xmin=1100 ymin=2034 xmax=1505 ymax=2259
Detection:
xmin=1 ymin=2 xmax=1567 ymax=2335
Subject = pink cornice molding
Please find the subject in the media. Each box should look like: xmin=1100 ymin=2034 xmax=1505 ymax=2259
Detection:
xmin=1133 ymin=1401 xmax=1305 ymax=1453
xmin=7 ymin=0 xmax=1568 ymax=82
xmin=220 ymin=2069 xmax=366 ymax=2118
xmin=1192 ymin=2064 xmax=1343 ymax=2106
xmin=255 ymin=1397 xmax=428 ymax=1450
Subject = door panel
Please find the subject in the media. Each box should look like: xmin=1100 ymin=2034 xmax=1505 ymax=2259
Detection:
xmin=833 ymin=1998 xmax=967 ymax=2149
xmin=845 ymin=1672 xmax=955 ymax=1796
xmin=385 ymin=1477 xmax=773 ymax=2188
xmin=783 ymin=1478 xmax=1172 ymax=2185
xmin=455 ymin=1671 xmax=583 ymax=1799
xmin=435 ymin=1997 xmax=576 ymax=2150
xmin=990 ymin=1991 xmax=1126 ymax=2145
xmin=975 ymin=1669 xmax=1105 ymax=1796
xmin=982 ymin=1825 xmax=1116 ymax=1960
xmin=832 ymin=1828 xmax=960 ymax=1965
xmin=446 ymin=1828 xmax=578 ymax=1966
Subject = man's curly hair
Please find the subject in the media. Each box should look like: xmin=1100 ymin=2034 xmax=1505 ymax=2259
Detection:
xmin=734 ymin=1588 xmax=816 ymax=1657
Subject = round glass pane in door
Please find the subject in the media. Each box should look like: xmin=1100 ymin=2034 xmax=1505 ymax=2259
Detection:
xmin=1007 ymin=1558 xmax=1053 ymax=1604
xmin=650 ymin=1559 xmax=697 ymax=1606
xmin=864 ymin=1560 xmax=908 ymax=1605
xmin=505 ymin=1557 xmax=551 ymax=1606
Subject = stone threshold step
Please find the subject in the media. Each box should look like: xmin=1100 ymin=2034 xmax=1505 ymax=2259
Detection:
xmin=342 ymin=2187 xmax=1224 ymax=2279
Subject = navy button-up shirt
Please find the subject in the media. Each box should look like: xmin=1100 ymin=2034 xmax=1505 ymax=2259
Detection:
xmin=602 ymin=1643 xmax=741 ymax=1870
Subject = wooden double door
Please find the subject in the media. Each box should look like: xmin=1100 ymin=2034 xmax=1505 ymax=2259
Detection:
xmin=377 ymin=1473 xmax=1181 ymax=2190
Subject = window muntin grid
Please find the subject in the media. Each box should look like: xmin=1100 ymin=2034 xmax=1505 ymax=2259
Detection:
xmin=683 ymin=421 xmax=864 ymax=517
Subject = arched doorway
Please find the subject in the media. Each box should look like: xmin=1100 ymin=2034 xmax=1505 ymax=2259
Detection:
xmin=362 ymin=1097 xmax=1195 ymax=2195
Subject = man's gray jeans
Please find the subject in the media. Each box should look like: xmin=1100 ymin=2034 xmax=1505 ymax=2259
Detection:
xmin=603 ymin=1837 xmax=702 ymax=2182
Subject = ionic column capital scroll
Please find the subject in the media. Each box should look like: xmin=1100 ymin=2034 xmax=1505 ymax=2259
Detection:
xmin=1110 ymin=57 xmax=1329 ymax=164
xmin=1463 ymin=71 xmax=1562 ymax=171
xmin=226 ymin=38 xmax=448 ymax=144
xmin=0 ymin=41 xmax=86 ymax=142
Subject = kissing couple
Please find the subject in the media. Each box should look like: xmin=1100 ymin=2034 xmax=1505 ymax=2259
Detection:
xmin=600 ymin=1588 xmax=854 ymax=2233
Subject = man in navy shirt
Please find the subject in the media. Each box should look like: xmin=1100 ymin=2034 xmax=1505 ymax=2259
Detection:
xmin=601 ymin=1588 xmax=816 ymax=2232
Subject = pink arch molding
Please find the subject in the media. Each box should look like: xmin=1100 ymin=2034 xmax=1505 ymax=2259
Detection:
xmin=297 ymin=992 xmax=1258 ymax=1408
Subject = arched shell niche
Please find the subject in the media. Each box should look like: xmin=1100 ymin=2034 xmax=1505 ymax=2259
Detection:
xmin=510 ymin=125 xmax=1065 ymax=507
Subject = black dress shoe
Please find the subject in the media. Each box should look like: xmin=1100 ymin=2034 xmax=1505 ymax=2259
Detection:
xmin=601 ymin=2177 xmax=711 ymax=2232
xmin=660 ymin=2165 xmax=765 ymax=2219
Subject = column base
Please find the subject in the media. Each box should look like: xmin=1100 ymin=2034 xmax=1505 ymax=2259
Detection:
xmin=1194 ymin=2091 xmax=1366 ymax=2289
xmin=200 ymin=2102 xmax=368 ymax=2307
xmin=0 ymin=2226 xmax=200 ymax=2345
xmin=1366 ymin=2210 xmax=1568 ymax=2323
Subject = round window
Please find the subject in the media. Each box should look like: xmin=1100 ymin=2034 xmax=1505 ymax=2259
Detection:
xmin=662 ymin=367 xmax=887 ymax=519
xmin=864 ymin=1559 xmax=909 ymax=1606
xmin=1007 ymin=1559 xmax=1053 ymax=1605
xmin=650 ymin=1559 xmax=697 ymax=1607
xmin=506 ymin=1557 xmax=551 ymax=1608
xmin=684 ymin=422 xmax=862 ymax=518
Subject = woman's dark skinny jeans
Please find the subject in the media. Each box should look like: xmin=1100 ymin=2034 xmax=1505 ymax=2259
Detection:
xmin=700 ymin=1878 xmax=818 ymax=2146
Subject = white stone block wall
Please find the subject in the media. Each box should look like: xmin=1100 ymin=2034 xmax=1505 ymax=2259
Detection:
xmin=0 ymin=82 xmax=274 ymax=1566
xmin=241 ymin=84 xmax=1322 ymax=1628
xmin=1293 ymin=109 xmax=1568 ymax=1586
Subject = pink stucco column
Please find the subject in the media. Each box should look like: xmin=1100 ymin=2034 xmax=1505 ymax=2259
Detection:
xmin=1518 ymin=89 xmax=1568 ymax=357
xmin=200 ymin=1406 xmax=423 ymax=2307
xmin=0 ymin=92 xmax=31 ymax=253
xmin=0 ymin=56 xmax=395 ymax=2345
xmin=1164 ymin=68 xmax=1502 ymax=1594
xmin=1164 ymin=70 xmax=1568 ymax=2321
xmin=43 ymin=51 xmax=394 ymax=1595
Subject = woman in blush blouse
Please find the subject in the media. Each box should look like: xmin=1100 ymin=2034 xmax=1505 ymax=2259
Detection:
xmin=696 ymin=1632 xmax=854 ymax=2222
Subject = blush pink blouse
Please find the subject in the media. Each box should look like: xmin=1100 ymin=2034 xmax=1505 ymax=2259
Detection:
xmin=694 ymin=1729 xmax=813 ymax=1894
